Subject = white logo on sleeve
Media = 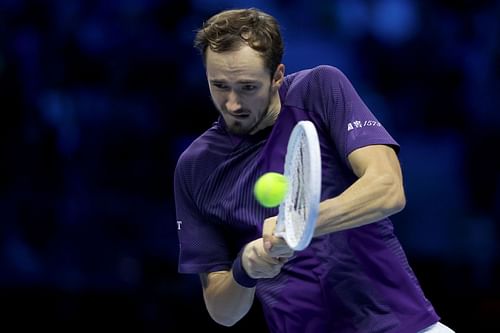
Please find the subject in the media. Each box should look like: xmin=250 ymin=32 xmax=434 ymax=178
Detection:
xmin=177 ymin=220 xmax=182 ymax=230
xmin=347 ymin=120 xmax=382 ymax=131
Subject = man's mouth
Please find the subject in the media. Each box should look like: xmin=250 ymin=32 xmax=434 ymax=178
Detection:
xmin=228 ymin=113 xmax=250 ymax=119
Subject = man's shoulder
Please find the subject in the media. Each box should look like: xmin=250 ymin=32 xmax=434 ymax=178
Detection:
xmin=176 ymin=123 xmax=229 ymax=180
xmin=176 ymin=124 xmax=225 ymax=169
xmin=285 ymin=65 xmax=345 ymax=87
xmin=281 ymin=65 xmax=347 ymax=107
xmin=282 ymin=65 xmax=347 ymax=98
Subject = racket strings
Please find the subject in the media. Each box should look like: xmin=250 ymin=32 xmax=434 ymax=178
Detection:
xmin=278 ymin=120 xmax=321 ymax=251
xmin=286 ymin=133 xmax=310 ymax=245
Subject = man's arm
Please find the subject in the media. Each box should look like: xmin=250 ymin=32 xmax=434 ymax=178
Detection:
xmin=199 ymin=270 xmax=255 ymax=327
xmin=314 ymin=144 xmax=406 ymax=236
xmin=200 ymin=238 xmax=293 ymax=327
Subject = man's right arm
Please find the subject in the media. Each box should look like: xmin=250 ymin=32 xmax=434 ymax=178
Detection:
xmin=200 ymin=270 xmax=255 ymax=327
xmin=200 ymin=237 xmax=293 ymax=327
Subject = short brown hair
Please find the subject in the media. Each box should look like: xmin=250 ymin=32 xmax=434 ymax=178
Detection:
xmin=194 ymin=8 xmax=284 ymax=76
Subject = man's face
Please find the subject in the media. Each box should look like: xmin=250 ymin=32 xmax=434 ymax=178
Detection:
xmin=205 ymin=45 xmax=283 ymax=135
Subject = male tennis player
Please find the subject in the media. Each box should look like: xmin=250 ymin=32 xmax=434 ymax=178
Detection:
xmin=174 ymin=8 xmax=454 ymax=333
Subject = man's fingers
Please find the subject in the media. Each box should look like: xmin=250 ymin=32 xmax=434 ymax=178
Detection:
xmin=268 ymin=237 xmax=294 ymax=257
xmin=251 ymin=262 xmax=284 ymax=279
xmin=264 ymin=239 xmax=272 ymax=251
xmin=243 ymin=236 xmax=292 ymax=279
xmin=262 ymin=216 xmax=278 ymax=251
xmin=278 ymin=257 xmax=290 ymax=264
xmin=265 ymin=234 xmax=290 ymax=255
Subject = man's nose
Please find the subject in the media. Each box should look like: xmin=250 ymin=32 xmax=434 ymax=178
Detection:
xmin=225 ymin=91 xmax=241 ymax=112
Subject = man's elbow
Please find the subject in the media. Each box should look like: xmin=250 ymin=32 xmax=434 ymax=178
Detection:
xmin=380 ymin=174 xmax=406 ymax=215
xmin=206 ymin=302 xmax=248 ymax=327
xmin=391 ymin=189 xmax=406 ymax=214
xmin=208 ymin=310 xmax=242 ymax=327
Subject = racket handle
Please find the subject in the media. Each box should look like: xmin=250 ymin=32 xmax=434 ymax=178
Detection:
xmin=274 ymin=230 xmax=286 ymax=239
xmin=274 ymin=215 xmax=287 ymax=241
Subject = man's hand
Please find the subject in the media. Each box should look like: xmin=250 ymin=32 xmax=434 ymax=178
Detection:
xmin=241 ymin=216 xmax=294 ymax=279
xmin=262 ymin=216 xmax=294 ymax=257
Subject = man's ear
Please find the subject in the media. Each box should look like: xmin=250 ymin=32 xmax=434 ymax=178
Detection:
xmin=272 ymin=64 xmax=285 ymax=89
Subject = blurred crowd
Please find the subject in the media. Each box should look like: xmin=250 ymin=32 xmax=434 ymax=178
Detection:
xmin=1 ymin=0 xmax=499 ymax=331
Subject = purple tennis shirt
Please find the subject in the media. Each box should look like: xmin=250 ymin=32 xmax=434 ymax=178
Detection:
xmin=174 ymin=66 xmax=439 ymax=332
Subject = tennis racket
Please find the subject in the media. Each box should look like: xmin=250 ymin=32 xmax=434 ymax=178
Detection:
xmin=274 ymin=120 xmax=321 ymax=251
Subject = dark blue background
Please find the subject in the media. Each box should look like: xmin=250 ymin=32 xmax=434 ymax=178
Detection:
xmin=1 ymin=0 xmax=499 ymax=331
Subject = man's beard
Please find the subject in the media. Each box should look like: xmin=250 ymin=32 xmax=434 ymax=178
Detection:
xmin=224 ymin=96 xmax=272 ymax=135
xmin=226 ymin=120 xmax=247 ymax=135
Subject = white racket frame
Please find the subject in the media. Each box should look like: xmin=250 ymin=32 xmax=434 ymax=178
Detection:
xmin=274 ymin=120 xmax=321 ymax=251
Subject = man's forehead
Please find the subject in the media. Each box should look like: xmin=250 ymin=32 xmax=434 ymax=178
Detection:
xmin=205 ymin=46 xmax=268 ymax=80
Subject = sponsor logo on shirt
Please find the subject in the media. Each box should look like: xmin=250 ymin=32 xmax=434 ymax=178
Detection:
xmin=347 ymin=120 xmax=382 ymax=131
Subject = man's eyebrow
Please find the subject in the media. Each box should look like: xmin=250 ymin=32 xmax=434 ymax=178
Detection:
xmin=208 ymin=79 xmax=227 ymax=85
xmin=209 ymin=79 xmax=260 ymax=84
xmin=237 ymin=80 xmax=260 ymax=84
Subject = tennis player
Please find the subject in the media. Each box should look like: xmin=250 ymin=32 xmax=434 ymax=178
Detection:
xmin=174 ymin=8 xmax=454 ymax=333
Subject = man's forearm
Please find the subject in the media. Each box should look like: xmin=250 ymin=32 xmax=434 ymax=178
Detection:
xmin=314 ymin=172 xmax=405 ymax=236
xmin=201 ymin=271 xmax=256 ymax=327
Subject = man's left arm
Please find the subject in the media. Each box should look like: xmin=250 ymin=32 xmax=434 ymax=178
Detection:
xmin=314 ymin=144 xmax=406 ymax=236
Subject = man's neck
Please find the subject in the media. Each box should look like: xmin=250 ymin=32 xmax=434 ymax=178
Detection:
xmin=250 ymin=93 xmax=281 ymax=135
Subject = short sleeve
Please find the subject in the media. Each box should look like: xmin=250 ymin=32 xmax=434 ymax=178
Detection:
xmin=174 ymin=156 xmax=232 ymax=274
xmin=307 ymin=66 xmax=400 ymax=164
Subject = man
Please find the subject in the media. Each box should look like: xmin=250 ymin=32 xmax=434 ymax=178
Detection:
xmin=174 ymin=8 xmax=454 ymax=333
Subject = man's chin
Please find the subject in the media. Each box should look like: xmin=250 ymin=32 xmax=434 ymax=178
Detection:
xmin=226 ymin=120 xmax=254 ymax=135
xmin=227 ymin=125 xmax=251 ymax=135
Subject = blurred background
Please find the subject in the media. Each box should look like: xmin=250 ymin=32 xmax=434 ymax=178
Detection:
xmin=1 ymin=0 xmax=499 ymax=331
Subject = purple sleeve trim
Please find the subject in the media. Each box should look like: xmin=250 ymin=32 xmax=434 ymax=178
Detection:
xmin=178 ymin=262 xmax=231 ymax=274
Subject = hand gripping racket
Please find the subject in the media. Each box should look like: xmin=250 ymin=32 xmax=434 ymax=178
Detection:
xmin=274 ymin=120 xmax=321 ymax=251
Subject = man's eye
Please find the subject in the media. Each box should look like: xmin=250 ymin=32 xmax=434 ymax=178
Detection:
xmin=242 ymin=85 xmax=257 ymax=91
xmin=213 ymin=83 xmax=228 ymax=89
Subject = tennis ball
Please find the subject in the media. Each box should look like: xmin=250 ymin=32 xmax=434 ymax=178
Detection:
xmin=254 ymin=172 xmax=288 ymax=208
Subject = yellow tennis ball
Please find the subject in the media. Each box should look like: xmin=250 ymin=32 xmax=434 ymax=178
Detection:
xmin=254 ymin=172 xmax=288 ymax=208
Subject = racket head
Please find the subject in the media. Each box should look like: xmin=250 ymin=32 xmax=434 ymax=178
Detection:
xmin=276 ymin=120 xmax=321 ymax=251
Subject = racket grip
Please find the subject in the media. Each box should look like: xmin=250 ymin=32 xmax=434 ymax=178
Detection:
xmin=274 ymin=215 xmax=286 ymax=238
xmin=232 ymin=249 xmax=257 ymax=288
xmin=273 ymin=230 xmax=286 ymax=239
